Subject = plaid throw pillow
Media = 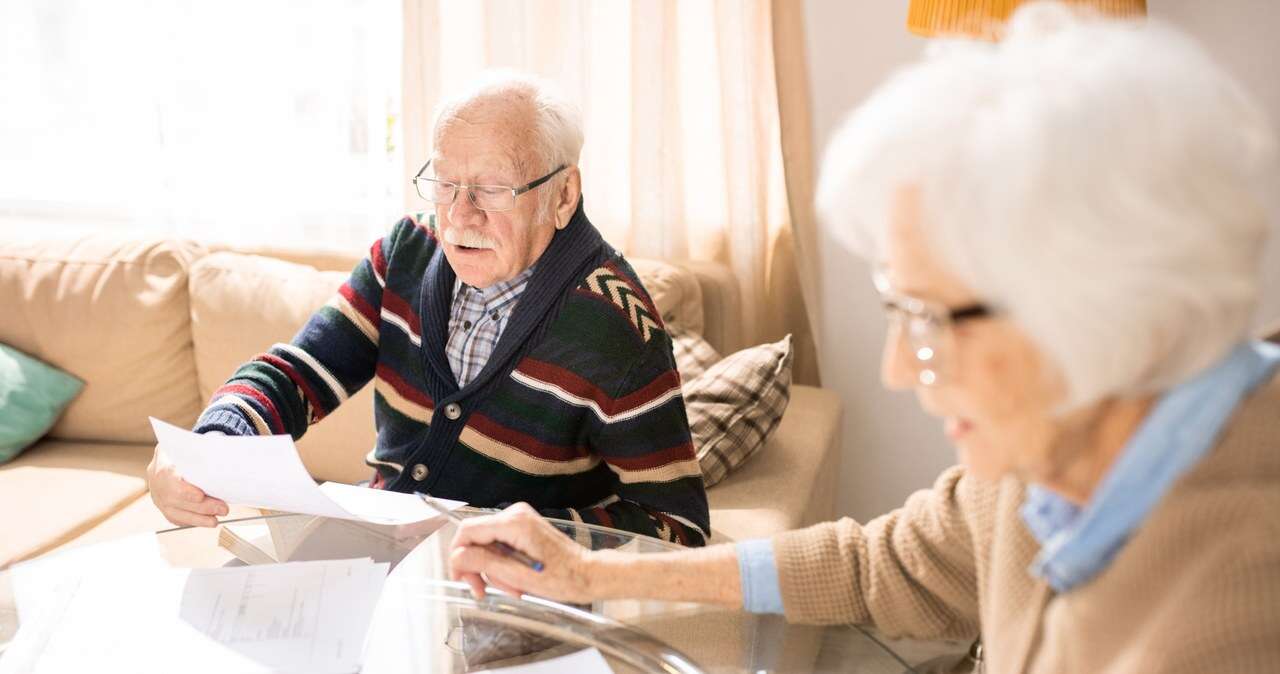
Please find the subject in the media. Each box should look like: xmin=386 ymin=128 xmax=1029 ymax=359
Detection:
xmin=669 ymin=324 xmax=723 ymax=381
xmin=682 ymin=335 xmax=794 ymax=488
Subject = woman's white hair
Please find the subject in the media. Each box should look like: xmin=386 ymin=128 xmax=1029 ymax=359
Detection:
xmin=818 ymin=2 xmax=1278 ymax=411
xmin=432 ymin=70 xmax=583 ymax=217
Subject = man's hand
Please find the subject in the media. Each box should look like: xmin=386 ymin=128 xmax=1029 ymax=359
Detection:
xmin=449 ymin=503 xmax=600 ymax=604
xmin=146 ymin=446 xmax=228 ymax=527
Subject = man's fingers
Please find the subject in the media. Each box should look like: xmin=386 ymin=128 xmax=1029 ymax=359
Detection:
xmin=178 ymin=479 xmax=207 ymax=503
xmin=186 ymin=496 xmax=229 ymax=517
xmin=162 ymin=506 xmax=219 ymax=528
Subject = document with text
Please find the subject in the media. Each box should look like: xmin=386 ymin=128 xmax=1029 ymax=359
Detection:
xmin=0 ymin=557 xmax=389 ymax=674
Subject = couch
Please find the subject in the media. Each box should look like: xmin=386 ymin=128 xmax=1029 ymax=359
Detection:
xmin=0 ymin=235 xmax=842 ymax=568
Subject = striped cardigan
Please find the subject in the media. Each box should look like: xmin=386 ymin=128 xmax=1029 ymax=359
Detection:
xmin=195 ymin=201 xmax=710 ymax=546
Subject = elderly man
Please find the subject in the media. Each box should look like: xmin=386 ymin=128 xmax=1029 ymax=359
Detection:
xmin=146 ymin=73 xmax=710 ymax=547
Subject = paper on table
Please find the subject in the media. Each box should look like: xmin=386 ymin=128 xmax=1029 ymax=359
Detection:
xmin=0 ymin=558 xmax=390 ymax=674
xmin=10 ymin=532 xmax=165 ymax=623
xmin=474 ymin=647 xmax=616 ymax=674
xmin=150 ymin=418 xmax=464 ymax=524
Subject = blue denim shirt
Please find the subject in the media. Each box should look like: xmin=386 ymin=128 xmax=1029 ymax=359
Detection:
xmin=1022 ymin=341 xmax=1280 ymax=592
xmin=738 ymin=340 xmax=1280 ymax=612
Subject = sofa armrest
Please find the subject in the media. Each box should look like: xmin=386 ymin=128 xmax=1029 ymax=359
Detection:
xmin=706 ymin=385 xmax=842 ymax=544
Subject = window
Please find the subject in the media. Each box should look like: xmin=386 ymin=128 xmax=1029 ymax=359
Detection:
xmin=0 ymin=1 xmax=402 ymax=247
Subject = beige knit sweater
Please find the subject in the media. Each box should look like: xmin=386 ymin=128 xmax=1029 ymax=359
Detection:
xmin=774 ymin=374 xmax=1280 ymax=673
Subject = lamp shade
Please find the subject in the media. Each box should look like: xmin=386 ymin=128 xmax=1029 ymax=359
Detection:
xmin=907 ymin=0 xmax=1146 ymax=39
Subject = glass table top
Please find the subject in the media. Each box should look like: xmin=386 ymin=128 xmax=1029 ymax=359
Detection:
xmin=0 ymin=510 xmax=931 ymax=673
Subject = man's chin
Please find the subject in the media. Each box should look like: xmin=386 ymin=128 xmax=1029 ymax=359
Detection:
xmin=444 ymin=247 xmax=501 ymax=286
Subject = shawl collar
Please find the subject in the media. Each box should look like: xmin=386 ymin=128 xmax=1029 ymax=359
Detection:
xmin=417 ymin=199 xmax=607 ymax=405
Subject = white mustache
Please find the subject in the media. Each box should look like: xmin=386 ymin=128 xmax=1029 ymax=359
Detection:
xmin=443 ymin=227 xmax=497 ymax=250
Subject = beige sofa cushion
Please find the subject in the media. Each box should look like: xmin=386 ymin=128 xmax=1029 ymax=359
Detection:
xmin=706 ymin=385 xmax=841 ymax=543
xmin=0 ymin=439 xmax=152 ymax=567
xmin=0 ymin=237 xmax=206 ymax=443
xmin=188 ymin=253 xmax=377 ymax=484
xmin=240 ymin=248 xmax=712 ymax=340
xmin=628 ymin=258 xmax=704 ymax=336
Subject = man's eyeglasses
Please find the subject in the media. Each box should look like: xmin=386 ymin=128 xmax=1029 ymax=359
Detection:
xmin=412 ymin=160 xmax=566 ymax=212
xmin=874 ymin=268 xmax=992 ymax=386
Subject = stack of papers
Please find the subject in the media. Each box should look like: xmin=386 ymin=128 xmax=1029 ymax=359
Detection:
xmin=1 ymin=557 xmax=389 ymax=674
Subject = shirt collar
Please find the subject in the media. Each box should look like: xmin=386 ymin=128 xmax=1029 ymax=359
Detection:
xmin=1022 ymin=340 xmax=1280 ymax=592
xmin=451 ymin=264 xmax=536 ymax=312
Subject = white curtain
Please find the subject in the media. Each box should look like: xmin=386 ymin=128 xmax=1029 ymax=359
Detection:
xmin=404 ymin=0 xmax=821 ymax=381
xmin=0 ymin=0 xmax=403 ymax=248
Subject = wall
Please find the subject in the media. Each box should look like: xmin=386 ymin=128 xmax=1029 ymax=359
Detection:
xmin=803 ymin=0 xmax=1280 ymax=521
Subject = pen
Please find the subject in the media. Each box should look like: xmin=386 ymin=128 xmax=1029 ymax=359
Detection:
xmin=415 ymin=492 xmax=545 ymax=572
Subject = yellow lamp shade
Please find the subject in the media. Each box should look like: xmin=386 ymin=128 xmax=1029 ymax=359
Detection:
xmin=907 ymin=0 xmax=1147 ymax=39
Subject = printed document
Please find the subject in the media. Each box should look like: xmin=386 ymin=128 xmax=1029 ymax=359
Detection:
xmin=0 ymin=557 xmax=389 ymax=674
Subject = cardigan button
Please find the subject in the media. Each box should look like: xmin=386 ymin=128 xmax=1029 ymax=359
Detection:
xmin=443 ymin=403 xmax=462 ymax=420
xmin=410 ymin=463 xmax=428 ymax=481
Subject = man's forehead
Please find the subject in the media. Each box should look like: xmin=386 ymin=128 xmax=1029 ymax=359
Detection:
xmin=434 ymin=133 xmax=533 ymax=175
xmin=430 ymin=149 xmax=517 ymax=173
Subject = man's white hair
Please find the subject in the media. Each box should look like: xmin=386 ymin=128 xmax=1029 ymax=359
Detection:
xmin=432 ymin=69 xmax=583 ymax=180
xmin=817 ymin=2 xmax=1278 ymax=411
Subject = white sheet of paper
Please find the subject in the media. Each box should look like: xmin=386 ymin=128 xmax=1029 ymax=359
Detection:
xmin=0 ymin=558 xmax=389 ymax=674
xmin=150 ymin=418 xmax=464 ymax=524
xmin=317 ymin=481 xmax=463 ymax=525
xmin=474 ymin=647 xmax=616 ymax=674
xmin=10 ymin=532 xmax=165 ymax=623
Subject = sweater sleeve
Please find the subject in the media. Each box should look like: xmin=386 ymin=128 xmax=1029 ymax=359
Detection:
xmin=542 ymin=333 xmax=711 ymax=547
xmin=771 ymin=465 xmax=982 ymax=639
xmin=193 ymin=221 xmax=405 ymax=438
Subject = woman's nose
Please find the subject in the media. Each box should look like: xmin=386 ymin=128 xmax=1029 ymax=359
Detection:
xmin=881 ymin=323 xmax=917 ymax=391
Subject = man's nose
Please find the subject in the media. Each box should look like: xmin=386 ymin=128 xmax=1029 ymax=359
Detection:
xmin=448 ymin=188 xmax=485 ymax=225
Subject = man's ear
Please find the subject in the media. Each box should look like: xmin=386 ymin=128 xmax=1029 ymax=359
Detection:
xmin=554 ymin=167 xmax=582 ymax=230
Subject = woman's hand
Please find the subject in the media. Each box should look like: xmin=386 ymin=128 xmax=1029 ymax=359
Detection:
xmin=146 ymin=446 xmax=228 ymax=527
xmin=448 ymin=502 xmax=600 ymax=603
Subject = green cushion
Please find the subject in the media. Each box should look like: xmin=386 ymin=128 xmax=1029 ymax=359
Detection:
xmin=0 ymin=343 xmax=84 ymax=463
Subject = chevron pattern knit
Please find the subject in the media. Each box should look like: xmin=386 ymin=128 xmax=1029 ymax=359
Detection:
xmin=194 ymin=203 xmax=710 ymax=546
xmin=583 ymin=264 xmax=662 ymax=343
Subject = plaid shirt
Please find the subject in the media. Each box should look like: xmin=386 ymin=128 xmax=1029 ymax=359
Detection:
xmin=446 ymin=266 xmax=535 ymax=387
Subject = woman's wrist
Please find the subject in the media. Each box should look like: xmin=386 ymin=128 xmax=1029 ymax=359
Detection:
xmin=579 ymin=545 xmax=742 ymax=607
xmin=581 ymin=548 xmax=631 ymax=600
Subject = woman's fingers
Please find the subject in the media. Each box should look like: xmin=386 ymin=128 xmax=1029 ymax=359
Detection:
xmin=486 ymin=577 xmax=525 ymax=598
xmin=458 ymin=572 xmax=487 ymax=599
xmin=452 ymin=503 xmax=555 ymax=555
xmin=449 ymin=504 xmax=596 ymax=604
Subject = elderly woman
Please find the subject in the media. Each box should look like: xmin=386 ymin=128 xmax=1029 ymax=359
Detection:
xmin=146 ymin=72 xmax=710 ymax=546
xmin=447 ymin=7 xmax=1279 ymax=672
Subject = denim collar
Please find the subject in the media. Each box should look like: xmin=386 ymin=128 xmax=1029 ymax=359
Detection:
xmin=1021 ymin=341 xmax=1280 ymax=592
